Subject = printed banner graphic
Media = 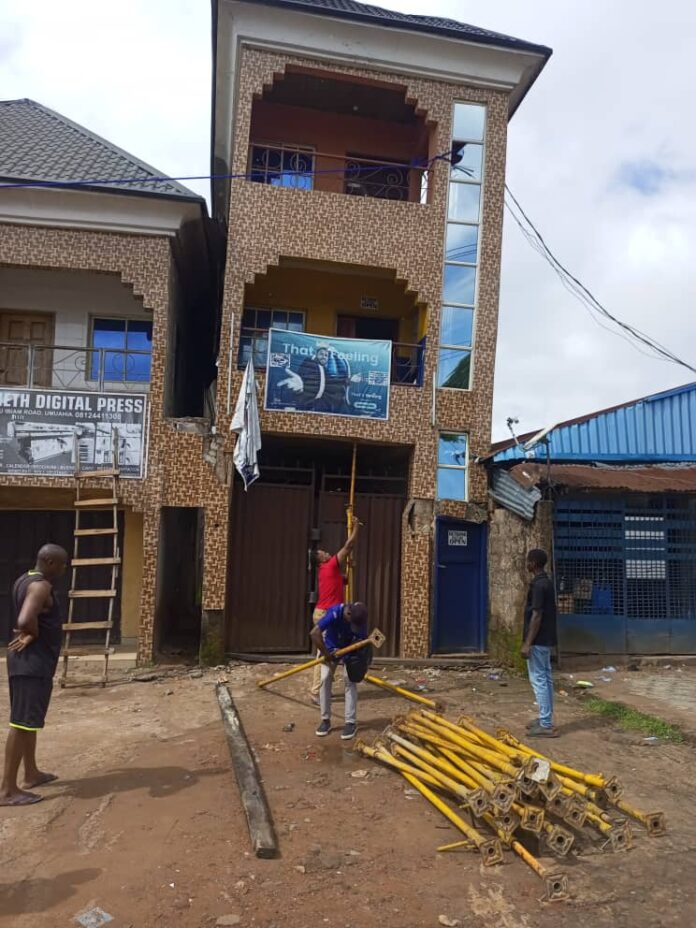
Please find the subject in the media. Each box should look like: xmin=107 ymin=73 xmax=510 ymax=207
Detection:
xmin=264 ymin=329 xmax=391 ymax=420
xmin=0 ymin=389 xmax=147 ymax=478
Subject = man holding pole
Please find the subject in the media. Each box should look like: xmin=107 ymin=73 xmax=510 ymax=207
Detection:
xmin=311 ymin=602 xmax=368 ymax=740
xmin=309 ymin=520 xmax=361 ymax=703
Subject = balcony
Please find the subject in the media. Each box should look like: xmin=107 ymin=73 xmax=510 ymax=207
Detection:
xmin=239 ymin=327 xmax=425 ymax=386
xmin=249 ymin=144 xmax=429 ymax=204
xmin=0 ymin=342 xmax=152 ymax=393
xmin=235 ymin=258 xmax=428 ymax=392
xmin=247 ymin=68 xmax=433 ymax=205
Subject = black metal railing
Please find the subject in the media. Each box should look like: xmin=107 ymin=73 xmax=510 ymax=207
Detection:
xmin=248 ymin=143 xmax=429 ymax=204
xmin=0 ymin=342 xmax=152 ymax=392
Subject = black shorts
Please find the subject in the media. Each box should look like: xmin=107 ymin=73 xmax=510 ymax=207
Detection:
xmin=9 ymin=676 xmax=53 ymax=731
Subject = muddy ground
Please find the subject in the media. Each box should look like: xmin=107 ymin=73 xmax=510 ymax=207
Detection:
xmin=0 ymin=660 xmax=694 ymax=928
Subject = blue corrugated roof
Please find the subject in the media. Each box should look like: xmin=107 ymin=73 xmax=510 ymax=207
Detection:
xmin=492 ymin=381 xmax=696 ymax=464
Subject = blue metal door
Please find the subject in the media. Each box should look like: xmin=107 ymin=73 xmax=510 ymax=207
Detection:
xmin=432 ymin=518 xmax=487 ymax=653
xmin=554 ymin=496 xmax=696 ymax=654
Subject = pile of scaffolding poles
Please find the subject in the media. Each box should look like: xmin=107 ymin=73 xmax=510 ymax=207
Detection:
xmin=356 ymin=709 xmax=667 ymax=902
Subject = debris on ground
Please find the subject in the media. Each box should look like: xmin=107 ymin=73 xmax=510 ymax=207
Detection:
xmin=438 ymin=917 xmax=460 ymax=927
xmin=74 ymin=907 xmax=114 ymax=928
xmin=356 ymin=708 xmax=667 ymax=902
xmin=282 ymin=723 xmax=295 ymax=733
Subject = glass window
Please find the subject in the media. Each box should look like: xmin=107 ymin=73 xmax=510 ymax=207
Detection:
xmin=250 ymin=145 xmax=314 ymax=191
xmin=91 ymin=318 xmax=152 ymax=383
xmin=445 ymin=224 xmax=478 ymax=264
xmin=448 ymin=183 xmax=481 ymax=223
xmin=452 ymin=103 xmax=485 ymax=142
xmin=238 ymin=307 xmax=305 ymax=368
xmin=437 ymin=432 xmax=468 ymax=501
xmin=440 ymin=306 xmax=473 ymax=348
xmin=442 ymin=265 xmax=476 ymax=306
xmin=437 ymin=348 xmax=471 ymax=389
xmin=450 ymin=142 xmax=483 ymax=181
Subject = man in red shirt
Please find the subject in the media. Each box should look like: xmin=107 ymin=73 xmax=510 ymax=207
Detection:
xmin=310 ymin=520 xmax=361 ymax=702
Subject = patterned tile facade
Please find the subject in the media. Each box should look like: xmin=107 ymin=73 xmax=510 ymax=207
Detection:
xmin=215 ymin=47 xmax=510 ymax=657
xmin=0 ymin=44 xmax=511 ymax=661
xmin=0 ymin=223 xmax=228 ymax=664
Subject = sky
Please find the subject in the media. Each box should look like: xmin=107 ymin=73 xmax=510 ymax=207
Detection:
xmin=1 ymin=0 xmax=695 ymax=439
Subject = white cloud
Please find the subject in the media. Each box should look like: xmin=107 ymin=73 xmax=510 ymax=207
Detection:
xmin=1 ymin=0 xmax=694 ymax=441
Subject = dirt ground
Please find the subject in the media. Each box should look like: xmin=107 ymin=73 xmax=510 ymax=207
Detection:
xmin=1 ymin=659 xmax=695 ymax=928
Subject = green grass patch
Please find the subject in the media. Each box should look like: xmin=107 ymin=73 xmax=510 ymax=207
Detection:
xmin=584 ymin=695 xmax=685 ymax=743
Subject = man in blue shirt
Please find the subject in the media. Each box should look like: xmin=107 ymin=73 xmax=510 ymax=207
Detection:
xmin=310 ymin=602 xmax=368 ymax=741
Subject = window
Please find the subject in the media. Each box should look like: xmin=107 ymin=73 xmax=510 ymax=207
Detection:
xmin=238 ymin=308 xmax=305 ymax=369
xmin=90 ymin=318 xmax=152 ymax=383
xmin=437 ymin=433 xmax=468 ymax=501
xmin=437 ymin=102 xmax=485 ymax=391
xmin=250 ymin=144 xmax=314 ymax=190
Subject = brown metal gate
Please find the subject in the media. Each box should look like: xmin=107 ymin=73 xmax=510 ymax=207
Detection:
xmin=227 ymin=483 xmax=313 ymax=652
xmin=0 ymin=509 xmax=124 ymax=645
xmin=318 ymin=492 xmax=403 ymax=656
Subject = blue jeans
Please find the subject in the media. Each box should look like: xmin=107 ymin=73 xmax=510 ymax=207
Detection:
xmin=527 ymin=645 xmax=554 ymax=729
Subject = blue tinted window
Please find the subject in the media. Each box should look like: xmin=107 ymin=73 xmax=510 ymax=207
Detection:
xmin=438 ymin=433 xmax=468 ymax=466
xmin=440 ymin=307 xmax=473 ymax=348
xmin=437 ymin=468 xmax=467 ymax=501
xmin=91 ymin=318 xmax=152 ymax=383
xmin=450 ymin=142 xmax=483 ymax=181
xmin=442 ymin=265 xmax=476 ymax=305
xmin=448 ymin=183 xmax=481 ymax=223
xmin=437 ymin=348 xmax=471 ymax=389
xmin=445 ymin=224 xmax=478 ymax=264
xmin=250 ymin=146 xmax=314 ymax=191
xmin=452 ymin=103 xmax=485 ymax=142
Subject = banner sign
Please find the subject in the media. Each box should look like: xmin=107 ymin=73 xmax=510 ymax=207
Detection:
xmin=0 ymin=389 xmax=147 ymax=478
xmin=264 ymin=329 xmax=391 ymax=420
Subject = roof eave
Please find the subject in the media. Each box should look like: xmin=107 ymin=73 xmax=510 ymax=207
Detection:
xmin=0 ymin=176 xmax=208 ymax=213
xmin=242 ymin=0 xmax=552 ymax=58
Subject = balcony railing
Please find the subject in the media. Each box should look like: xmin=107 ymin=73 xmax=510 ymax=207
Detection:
xmin=248 ymin=143 xmax=430 ymax=205
xmin=0 ymin=342 xmax=152 ymax=393
xmin=238 ymin=329 xmax=425 ymax=386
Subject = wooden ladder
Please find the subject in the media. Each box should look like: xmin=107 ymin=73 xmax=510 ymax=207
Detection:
xmin=60 ymin=432 xmax=121 ymax=688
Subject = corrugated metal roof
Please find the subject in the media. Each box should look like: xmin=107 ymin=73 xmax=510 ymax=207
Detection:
xmin=510 ymin=462 xmax=696 ymax=493
xmin=246 ymin=0 xmax=552 ymax=56
xmin=0 ymin=99 xmax=201 ymax=200
xmin=490 ymin=469 xmax=541 ymax=520
xmin=492 ymin=381 xmax=696 ymax=464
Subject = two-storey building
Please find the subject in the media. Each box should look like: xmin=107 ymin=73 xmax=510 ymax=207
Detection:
xmin=0 ymin=99 xmax=220 ymax=661
xmin=206 ymin=0 xmax=551 ymax=659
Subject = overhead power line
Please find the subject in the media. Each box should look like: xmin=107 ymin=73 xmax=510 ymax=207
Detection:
xmin=504 ymin=185 xmax=696 ymax=376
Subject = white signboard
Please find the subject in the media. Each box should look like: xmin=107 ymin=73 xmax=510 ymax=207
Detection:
xmin=447 ymin=530 xmax=468 ymax=547
xmin=0 ymin=388 xmax=147 ymax=478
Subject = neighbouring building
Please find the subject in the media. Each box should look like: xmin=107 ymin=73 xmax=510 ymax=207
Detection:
xmin=209 ymin=0 xmax=551 ymax=659
xmin=487 ymin=382 xmax=696 ymax=659
xmin=0 ymin=99 xmax=220 ymax=661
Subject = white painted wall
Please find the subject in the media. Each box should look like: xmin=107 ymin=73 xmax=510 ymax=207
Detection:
xmin=0 ymin=266 xmax=152 ymax=392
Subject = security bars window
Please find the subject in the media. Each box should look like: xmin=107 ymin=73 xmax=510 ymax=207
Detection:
xmin=238 ymin=308 xmax=305 ymax=368
xmin=90 ymin=318 xmax=152 ymax=383
xmin=250 ymin=144 xmax=315 ymax=190
xmin=438 ymin=103 xmax=485 ymax=390
xmin=437 ymin=433 xmax=468 ymax=501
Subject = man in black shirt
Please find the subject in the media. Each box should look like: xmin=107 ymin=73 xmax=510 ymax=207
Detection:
xmin=1 ymin=544 xmax=68 ymax=806
xmin=521 ymin=548 xmax=558 ymax=738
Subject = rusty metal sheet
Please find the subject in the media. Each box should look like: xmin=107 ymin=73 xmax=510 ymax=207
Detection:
xmin=510 ymin=462 xmax=696 ymax=493
xmin=227 ymin=483 xmax=312 ymax=652
xmin=318 ymin=491 xmax=403 ymax=657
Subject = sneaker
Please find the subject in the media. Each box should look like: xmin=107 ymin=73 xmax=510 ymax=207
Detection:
xmin=525 ymin=718 xmax=540 ymax=731
xmin=527 ymin=722 xmax=559 ymax=738
xmin=340 ymin=722 xmax=357 ymax=741
xmin=315 ymin=719 xmax=331 ymax=737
